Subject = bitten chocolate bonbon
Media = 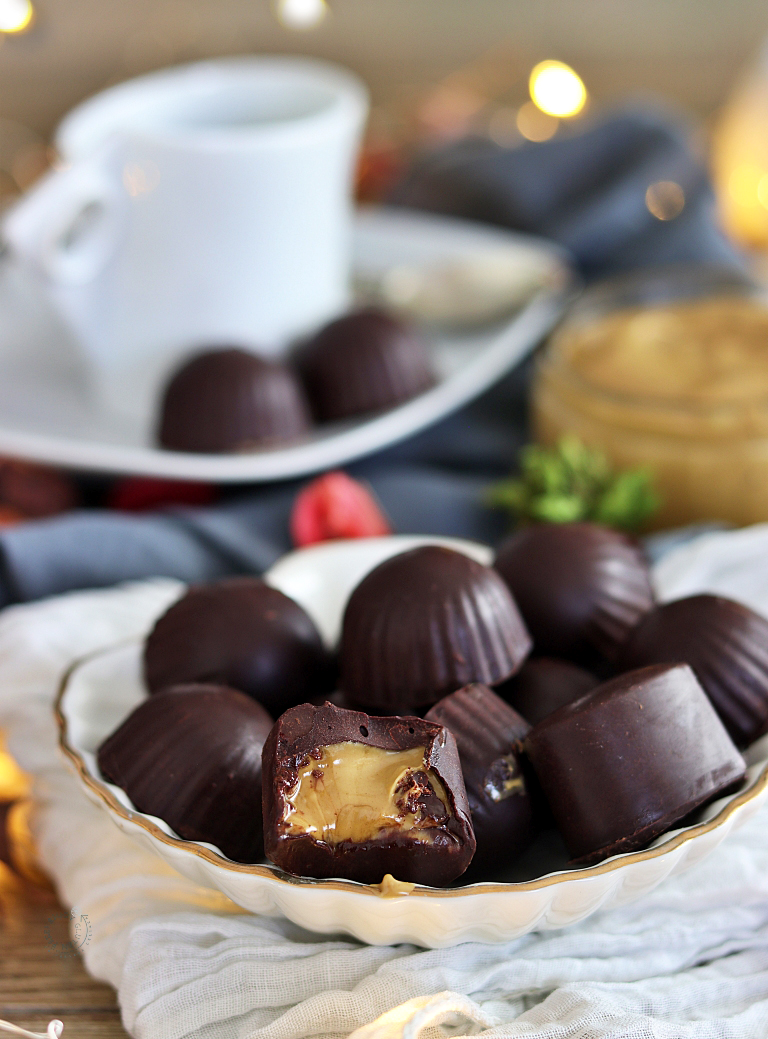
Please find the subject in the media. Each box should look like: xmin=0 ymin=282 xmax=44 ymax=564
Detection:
xmin=98 ymin=684 xmax=273 ymax=863
xmin=618 ymin=594 xmax=768 ymax=747
xmin=524 ymin=663 xmax=746 ymax=865
xmin=341 ymin=545 xmax=532 ymax=710
xmin=497 ymin=657 xmax=598 ymax=726
xmin=297 ymin=308 xmax=436 ymax=422
xmin=494 ymin=522 xmax=654 ymax=665
xmin=144 ymin=577 xmax=334 ymax=717
xmin=159 ymin=348 xmax=311 ymax=453
xmin=262 ymin=702 xmax=476 ymax=885
xmin=426 ymin=684 xmax=533 ymax=873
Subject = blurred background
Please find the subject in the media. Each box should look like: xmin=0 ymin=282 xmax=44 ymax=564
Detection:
xmin=0 ymin=0 xmax=766 ymax=223
xmin=0 ymin=0 xmax=764 ymax=255
xmin=0 ymin=0 xmax=764 ymax=129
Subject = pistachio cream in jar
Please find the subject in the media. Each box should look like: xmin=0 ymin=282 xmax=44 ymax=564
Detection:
xmin=533 ymin=295 xmax=768 ymax=529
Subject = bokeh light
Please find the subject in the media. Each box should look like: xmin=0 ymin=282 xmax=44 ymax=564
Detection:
xmin=487 ymin=107 xmax=520 ymax=148
xmin=645 ymin=180 xmax=686 ymax=221
xmin=276 ymin=0 xmax=328 ymax=30
xmin=516 ymin=101 xmax=559 ymax=142
xmin=0 ymin=734 xmax=28 ymax=802
xmin=728 ymin=164 xmax=766 ymax=209
xmin=529 ymin=60 xmax=587 ymax=118
xmin=0 ymin=0 xmax=33 ymax=34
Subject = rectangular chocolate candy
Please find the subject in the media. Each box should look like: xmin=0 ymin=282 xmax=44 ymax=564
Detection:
xmin=262 ymin=702 xmax=476 ymax=886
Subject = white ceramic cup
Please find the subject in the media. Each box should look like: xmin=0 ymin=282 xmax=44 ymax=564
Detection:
xmin=2 ymin=57 xmax=368 ymax=426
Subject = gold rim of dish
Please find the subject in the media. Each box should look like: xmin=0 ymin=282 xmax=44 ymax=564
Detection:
xmin=54 ymin=640 xmax=768 ymax=900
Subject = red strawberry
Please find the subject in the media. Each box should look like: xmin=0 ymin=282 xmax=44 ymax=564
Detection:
xmin=291 ymin=471 xmax=392 ymax=547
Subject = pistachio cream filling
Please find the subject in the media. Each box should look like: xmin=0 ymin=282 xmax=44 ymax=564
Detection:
xmin=283 ymin=742 xmax=451 ymax=844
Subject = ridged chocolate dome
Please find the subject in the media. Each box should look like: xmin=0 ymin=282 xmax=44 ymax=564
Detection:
xmin=297 ymin=308 xmax=435 ymax=422
xmin=494 ymin=522 xmax=654 ymax=665
xmin=618 ymin=594 xmax=768 ymax=747
xmin=97 ymin=684 xmax=273 ymax=863
xmin=340 ymin=545 xmax=532 ymax=709
xmin=426 ymin=683 xmax=533 ymax=874
xmin=144 ymin=577 xmax=334 ymax=717
xmin=497 ymin=657 xmax=598 ymax=727
xmin=159 ymin=348 xmax=311 ymax=453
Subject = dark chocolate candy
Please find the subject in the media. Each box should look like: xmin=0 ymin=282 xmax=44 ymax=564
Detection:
xmin=159 ymin=348 xmax=311 ymax=453
xmin=297 ymin=308 xmax=435 ymax=422
xmin=98 ymin=684 xmax=273 ymax=863
xmin=618 ymin=594 xmax=768 ymax=747
xmin=310 ymin=689 xmax=419 ymax=718
xmin=144 ymin=577 xmax=334 ymax=717
xmin=425 ymin=684 xmax=533 ymax=873
xmin=497 ymin=657 xmax=598 ymax=726
xmin=494 ymin=522 xmax=654 ymax=665
xmin=340 ymin=545 xmax=532 ymax=710
xmin=524 ymin=663 xmax=746 ymax=865
xmin=262 ymin=702 xmax=476 ymax=885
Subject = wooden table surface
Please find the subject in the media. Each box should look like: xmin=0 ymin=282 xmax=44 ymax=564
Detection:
xmin=0 ymin=794 xmax=129 ymax=1039
xmin=0 ymin=863 xmax=129 ymax=1038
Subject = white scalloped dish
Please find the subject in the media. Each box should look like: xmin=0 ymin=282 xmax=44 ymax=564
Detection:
xmin=55 ymin=536 xmax=768 ymax=948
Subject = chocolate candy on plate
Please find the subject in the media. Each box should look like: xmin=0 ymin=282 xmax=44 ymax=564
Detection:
xmin=262 ymin=702 xmax=476 ymax=885
xmin=98 ymin=683 xmax=273 ymax=863
xmin=524 ymin=663 xmax=746 ymax=865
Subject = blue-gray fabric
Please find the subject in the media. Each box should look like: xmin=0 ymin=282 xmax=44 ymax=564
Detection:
xmin=0 ymin=108 xmax=744 ymax=606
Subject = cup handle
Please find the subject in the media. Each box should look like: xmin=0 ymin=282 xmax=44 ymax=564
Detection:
xmin=2 ymin=146 xmax=127 ymax=285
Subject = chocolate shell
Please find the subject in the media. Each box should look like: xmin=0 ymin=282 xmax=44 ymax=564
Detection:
xmin=144 ymin=577 xmax=334 ymax=717
xmin=618 ymin=594 xmax=768 ymax=747
xmin=497 ymin=657 xmax=598 ymax=726
xmin=97 ymin=684 xmax=273 ymax=863
xmin=494 ymin=522 xmax=654 ymax=665
xmin=524 ymin=663 xmax=746 ymax=865
xmin=425 ymin=684 xmax=533 ymax=873
xmin=262 ymin=702 xmax=476 ymax=885
xmin=158 ymin=348 xmax=311 ymax=453
xmin=297 ymin=308 xmax=435 ymax=422
xmin=340 ymin=545 xmax=532 ymax=710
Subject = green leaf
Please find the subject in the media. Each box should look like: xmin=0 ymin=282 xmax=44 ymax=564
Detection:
xmin=529 ymin=494 xmax=587 ymax=524
xmin=591 ymin=469 xmax=661 ymax=531
xmin=486 ymin=436 xmax=661 ymax=533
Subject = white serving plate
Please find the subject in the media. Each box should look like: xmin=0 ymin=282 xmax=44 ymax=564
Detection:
xmin=55 ymin=536 xmax=768 ymax=947
xmin=0 ymin=208 xmax=574 ymax=481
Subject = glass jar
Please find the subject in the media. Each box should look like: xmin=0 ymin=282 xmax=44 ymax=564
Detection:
xmin=531 ymin=266 xmax=768 ymax=530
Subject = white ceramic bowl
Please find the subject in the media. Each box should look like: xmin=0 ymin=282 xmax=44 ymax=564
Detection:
xmin=55 ymin=536 xmax=768 ymax=947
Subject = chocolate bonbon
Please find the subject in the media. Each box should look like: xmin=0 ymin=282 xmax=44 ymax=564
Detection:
xmin=497 ymin=657 xmax=598 ymax=726
xmin=262 ymin=702 xmax=476 ymax=885
xmin=98 ymin=684 xmax=273 ymax=863
xmin=341 ymin=545 xmax=532 ymax=710
xmin=144 ymin=577 xmax=334 ymax=717
xmin=618 ymin=594 xmax=768 ymax=747
xmin=524 ymin=663 xmax=746 ymax=865
xmin=426 ymin=684 xmax=533 ymax=872
xmin=297 ymin=308 xmax=435 ymax=421
xmin=159 ymin=347 xmax=311 ymax=453
xmin=494 ymin=522 xmax=654 ymax=664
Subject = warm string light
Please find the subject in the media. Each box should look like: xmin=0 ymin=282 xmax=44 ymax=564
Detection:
xmin=0 ymin=733 xmax=28 ymax=802
xmin=0 ymin=0 xmax=33 ymax=34
xmin=516 ymin=102 xmax=559 ymax=142
xmin=645 ymin=180 xmax=686 ymax=221
xmin=529 ymin=60 xmax=587 ymax=119
xmin=276 ymin=0 xmax=328 ymax=30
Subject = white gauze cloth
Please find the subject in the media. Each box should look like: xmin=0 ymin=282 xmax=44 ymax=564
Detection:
xmin=4 ymin=527 xmax=768 ymax=1038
